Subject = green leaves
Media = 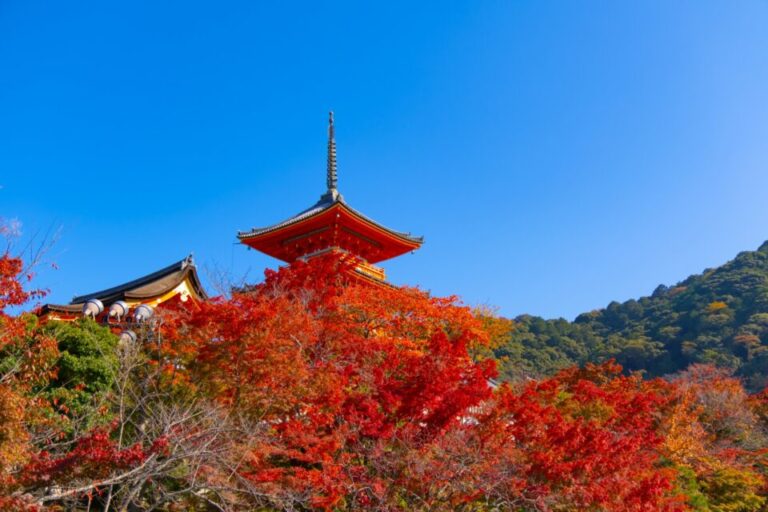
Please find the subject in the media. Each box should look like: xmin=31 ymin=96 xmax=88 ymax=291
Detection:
xmin=42 ymin=319 xmax=118 ymax=417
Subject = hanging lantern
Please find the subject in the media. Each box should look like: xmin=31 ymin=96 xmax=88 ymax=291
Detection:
xmin=82 ymin=298 xmax=104 ymax=318
xmin=109 ymin=300 xmax=129 ymax=319
xmin=118 ymin=330 xmax=137 ymax=344
xmin=134 ymin=304 xmax=154 ymax=323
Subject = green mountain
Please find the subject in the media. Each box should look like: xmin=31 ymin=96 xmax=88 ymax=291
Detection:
xmin=494 ymin=241 xmax=768 ymax=390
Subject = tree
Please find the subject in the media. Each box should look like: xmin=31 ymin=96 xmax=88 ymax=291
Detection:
xmin=467 ymin=362 xmax=686 ymax=511
xmin=662 ymin=365 xmax=768 ymax=511
xmin=0 ymin=222 xmax=58 ymax=509
xmin=7 ymin=239 xmax=768 ymax=510
xmin=160 ymin=254 xmax=497 ymax=510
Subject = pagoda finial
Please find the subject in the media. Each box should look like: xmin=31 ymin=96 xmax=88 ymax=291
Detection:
xmin=326 ymin=111 xmax=338 ymax=193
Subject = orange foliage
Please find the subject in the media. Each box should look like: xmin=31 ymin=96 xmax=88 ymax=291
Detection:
xmin=3 ymin=243 xmax=768 ymax=510
xmin=158 ymin=256 xmax=688 ymax=510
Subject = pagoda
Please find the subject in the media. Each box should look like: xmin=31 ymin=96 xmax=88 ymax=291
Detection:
xmin=237 ymin=113 xmax=423 ymax=283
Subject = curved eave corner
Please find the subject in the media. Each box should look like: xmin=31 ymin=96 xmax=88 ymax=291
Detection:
xmin=237 ymin=199 xmax=336 ymax=242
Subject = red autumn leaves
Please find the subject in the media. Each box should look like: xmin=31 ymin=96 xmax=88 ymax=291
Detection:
xmin=155 ymin=255 xmax=689 ymax=510
xmin=1 ymin=249 xmax=766 ymax=510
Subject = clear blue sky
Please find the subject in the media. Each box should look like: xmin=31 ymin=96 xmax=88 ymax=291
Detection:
xmin=2 ymin=1 xmax=768 ymax=320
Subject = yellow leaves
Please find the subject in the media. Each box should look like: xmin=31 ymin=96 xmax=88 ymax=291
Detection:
xmin=701 ymin=467 xmax=767 ymax=512
xmin=473 ymin=307 xmax=514 ymax=352
xmin=0 ymin=384 xmax=29 ymax=472
xmin=708 ymin=302 xmax=729 ymax=313
xmin=470 ymin=306 xmax=514 ymax=363
xmin=662 ymin=391 xmax=710 ymax=469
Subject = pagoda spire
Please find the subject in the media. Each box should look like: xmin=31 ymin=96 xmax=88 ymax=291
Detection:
xmin=321 ymin=111 xmax=341 ymax=202
xmin=327 ymin=111 xmax=338 ymax=192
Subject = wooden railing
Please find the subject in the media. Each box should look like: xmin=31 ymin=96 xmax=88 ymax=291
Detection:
xmin=355 ymin=260 xmax=386 ymax=281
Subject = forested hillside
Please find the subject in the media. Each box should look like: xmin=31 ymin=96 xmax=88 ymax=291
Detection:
xmin=495 ymin=241 xmax=768 ymax=390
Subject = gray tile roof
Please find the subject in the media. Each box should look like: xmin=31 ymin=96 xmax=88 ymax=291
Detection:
xmin=39 ymin=255 xmax=208 ymax=315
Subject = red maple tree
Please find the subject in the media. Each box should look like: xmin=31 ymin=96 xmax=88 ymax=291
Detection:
xmin=159 ymin=255 xmax=686 ymax=510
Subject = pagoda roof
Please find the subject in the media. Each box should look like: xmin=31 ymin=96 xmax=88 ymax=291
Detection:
xmin=238 ymin=193 xmax=422 ymax=264
xmin=40 ymin=255 xmax=207 ymax=315
xmin=239 ymin=193 xmax=422 ymax=243
xmin=238 ymin=112 xmax=423 ymax=264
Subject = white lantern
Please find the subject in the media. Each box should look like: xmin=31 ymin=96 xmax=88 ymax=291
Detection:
xmin=134 ymin=304 xmax=154 ymax=323
xmin=118 ymin=330 xmax=137 ymax=344
xmin=82 ymin=298 xmax=104 ymax=318
xmin=109 ymin=300 xmax=129 ymax=319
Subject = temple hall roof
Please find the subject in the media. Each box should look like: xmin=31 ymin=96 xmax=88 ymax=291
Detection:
xmin=40 ymin=255 xmax=207 ymax=316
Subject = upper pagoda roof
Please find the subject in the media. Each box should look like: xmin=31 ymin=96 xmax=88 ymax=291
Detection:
xmin=237 ymin=112 xmax=423 ymax=264
xmin=238 ymin=193 xmax=423 ymax=244
xmin=40 ymin=255 xmax=208 ymax=315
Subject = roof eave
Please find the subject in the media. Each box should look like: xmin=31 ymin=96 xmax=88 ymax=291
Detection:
xmin=238 ymin=201 xmax=423 ymax=247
